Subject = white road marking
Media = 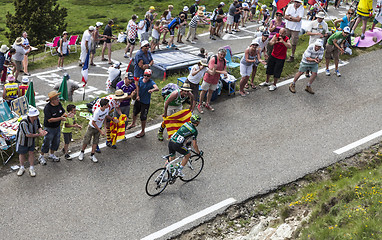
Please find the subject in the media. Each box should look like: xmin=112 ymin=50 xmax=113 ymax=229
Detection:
xmin=141 ymin=198 xmax=237 ymax=240
xmin=32 ymin=66 xmax=77 ymax=76
xmin=88 ymin=73 xmax=109 ymax=77
xmin=334 ymin=130 xmax=382 ymax=154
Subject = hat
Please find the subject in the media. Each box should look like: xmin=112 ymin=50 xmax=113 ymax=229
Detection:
xmin=22 ymin=76 xmax=29 ymax=83
xmin=276 ymin=10 xmax=284 ymax=15
xmin=27 ymin=107 xmax=40 ymax=117
xmin=343 ymin=26 xmax=351 ymax=34
xmin=7 ymin=75 xmax=15 ymax=82
xmin=46 ymin=91 xmax=61 ymax=101
xmin=124 ymin=72 xmax=134 ymax=80
xmin=180 ymin=82 xmax=192 ymax=92
xmin=144 ymin=69 xmax=152 ymax=75
xmin=141 ymin=40 xmax=150 ymax=47
xmin=262 ymin=30 xmax=270 ymax=37
xmin=96 ymin=22 xmax=103 ymax=27
xmin=0 ymin=45 xmax=9 ymax=53
xmin=113 ymin=61 xmax=121 ymax=68
xmin=197 ymin=10 xmax=204 ymax=17
xmin=149 ymin=6 xmax=155 ymax=10
xmin=316 ymin=12 xmax=325 ymax=18
xmin=220 ymin=2 xmax=225 ymax=6
xmin=294 ymin=0 xmax=303 ymax=3
xmin=199 ymin=59 xmax=208 ymax=66
xmin=251 ymin=39 xmax=259 ymax=46
xmin=89 ymin=26 xmax=95 ymax=31
xmin=113 ymin=89 xmax=128 ymax=100
xmin=183 ymin=6 xmax=189 ymax=12
xmin=15 ymin=37 xmax=23 ymax=45
xmin=62 ymin=31 xmax=68 ymax=35
xmin=314 ymin=39 xmax=323 ymax=47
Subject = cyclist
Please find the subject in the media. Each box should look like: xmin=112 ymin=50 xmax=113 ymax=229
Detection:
xmin=168 ymin=114 xmax=202 ymax=177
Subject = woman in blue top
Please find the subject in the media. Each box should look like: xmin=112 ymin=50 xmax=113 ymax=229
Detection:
xmin=334 ymin=9 xmax=355 ymax=31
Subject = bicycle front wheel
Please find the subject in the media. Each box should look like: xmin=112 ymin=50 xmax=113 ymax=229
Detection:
xmin=180 ymin=155 xmax=204 ymax=182
xmin=145 ymin=168 xmax=169 ymax=196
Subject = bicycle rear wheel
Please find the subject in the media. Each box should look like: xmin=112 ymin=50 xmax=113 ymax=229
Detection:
xmin=180 ymin=155 xmax=204 ymax=182
xmin=145 ymin=168 xmax=169 ymax=196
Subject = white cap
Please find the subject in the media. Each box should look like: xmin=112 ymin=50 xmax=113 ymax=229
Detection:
xmin=251 ymin=39 xmax=259 ymax=46
xmin=141 ymin=40 xmax=150 ymax=47
xmin=343 ymin=26 xmax=351 ymax=34
xmin=183 ymin=6 xmax=189 ymax=12
xmin=22 ymin=76 xmax=29 ymax=83
xmin=316 ymin=12 xmax=325 ymax=18
xmin=220 ymin=2 xmax=225 ymax=5
xmin=314 ymin=39 xmax=323 ymax=47
xmin=89 ymin=26 xmax=95 ymax=31
xmin=27 ymin=107 xmax=39 ymax=117
xmin=113 ymin=61 xmax=121 ymax=68
xmin=96 ymin=22 xmax=103 ymax=27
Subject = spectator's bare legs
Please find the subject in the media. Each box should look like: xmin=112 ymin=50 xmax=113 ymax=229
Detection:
xmin=206 ymin=89 xmax=213 ymax=106
xmin=250 ymin=65 xmax=258 ymax=87
xmin=101 ymin=42 xmax=106 ymax=60
xmin=19 ymin=152 xmax=35 ymax=168
xmin=361 ymin=19 xmax=367 ymax=36
xmin=292 ymin=71 xmax=304 ymax=84
xmin=239 ymin=76 xmax=249 ymax=94
xmin=291 ymin=45 xmax=297 ymax=58
xmin=308 ymin=72 xmax=318 ymax=85
xmin=199 ymin=90 xmax=207 ymax=105
xmin=139 ymin=120 xmax=146 ymax=135
xmin=107 ymin=43 xmax=112 ymax=63
xmin=272 ymin=77 xmax=279 ymax=86
xmin=352 ymin=17 xmax=361 ymax=34
xmin=265 ymin=74 xmax=271 ymax=83
xmin=14 ymin=69 xmax=20 ymax=82
xmin=23 ymin=55 xmax=29 ymax=74
xmin=127 ymin=114 xmax=137 ymax=129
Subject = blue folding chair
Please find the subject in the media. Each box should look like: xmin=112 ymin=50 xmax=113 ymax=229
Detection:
xmin=222 ymin=46 xmax=240 ymax=72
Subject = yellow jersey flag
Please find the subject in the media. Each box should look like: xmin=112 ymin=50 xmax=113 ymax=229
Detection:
xmin=163 ymin=109 xmax=192 ymax=139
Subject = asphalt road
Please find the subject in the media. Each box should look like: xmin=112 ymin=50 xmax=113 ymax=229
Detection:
xmin=2 ymin=5 xmax=379 ymax=240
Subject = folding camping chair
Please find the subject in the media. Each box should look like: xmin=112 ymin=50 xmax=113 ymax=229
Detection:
xmin=222 ymin=46 xmax=240 ymax=72
xmin=44 ymin=36 xmax=60 ymax=56
xmin=0 ymin=100 xmax=15 ymax=165
xmin=68 ymin=35 xmax=79 ymax=53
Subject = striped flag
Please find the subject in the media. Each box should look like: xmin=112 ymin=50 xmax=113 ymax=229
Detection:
xmin=81 ymin=50 xmax=90 ymax=87
xmin=163 ymin=109 xmax=192 ymax=139
xmin=275 ymin=0 xmax=291 ymax=9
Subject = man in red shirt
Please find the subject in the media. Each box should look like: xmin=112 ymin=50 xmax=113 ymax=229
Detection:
xmin=197 ymin=48 xmax=227 ymax=113
xmin=260 ymin=28 xmax=291 ymax=91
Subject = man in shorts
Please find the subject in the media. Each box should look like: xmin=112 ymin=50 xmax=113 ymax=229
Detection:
xmin=124 ymin=15 xmax=139 ymax=59
xmin=101 ymin=20 xmax=117 ymax=65
xmin=226 ymin=1 xmax=239 ymax=34
xmin=167 ymin=14 xmax=187 ymax=48
xmin=284 ymin=0 xmax=304 ymax=62
xmin=325 ymin=27 xmax=350 ymax=77
xmin=90 ymin=22 xmax=106 ymax=66
xmin=289 ymin=39 xmax=324 ymax=94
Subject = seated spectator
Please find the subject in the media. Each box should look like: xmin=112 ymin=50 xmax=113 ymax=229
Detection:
xmin=3 ymin=75 xmax=20 ymax=106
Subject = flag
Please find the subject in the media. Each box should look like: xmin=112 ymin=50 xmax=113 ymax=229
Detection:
xmin=81 ymin=50 xmax=90 ymax=87
xmin=276 ymin=0 xmax=291 ymax=10
xmin=110 ymin=114 xmax=128 ymax=145
xmin=58 ymin=74 xmax=69 ymax=101
xmin=163 ymin=109 xmax=192 ymax=139
xmin=25 ymin=80 xmax=36 ymax=107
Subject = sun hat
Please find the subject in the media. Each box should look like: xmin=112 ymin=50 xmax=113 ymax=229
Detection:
xmin=0 ymin=45 xmax=9 ymax=53
xmin=316 ymin=12 xmax=325 ymax=18
xmin=15 ymin=37 xmax=23 ymax=45
xmin=149 ymin=6 xmax=155 ymax=10
xmin=7 ymin=75 xmax=15 ymax=82
xmin=144 ymin=69 xmax=152 ymax=75
xmin=314 ymin=39 xmax=324 ymax=47
xmin=251 ymin=39 xmax=259 ymax=46
xmin=96 ymin=22 xmax=103 ymax=27
xmin=113 ymin=89 xmax=128 ymax=100
xmin=220 ymin=2 xmax=225 ymax=6
xmin=113 ymin=61 xmax=121 ymax=68
xmin=22 ymin=76 xmax=29 ymax=84
xmin=198 ymin=6 xmax=206 ymax=11
xmin=180 ymin=82 xmax=192 ymax=92
xmin=27 ymin=107 xmax=40 ymax=117
xmin=183 ymin=6 xmax=189 ymax=12
xmin=46 ymin=91 xmax=61 ymax=101
xmin=88 ymin=26 xmax=95 ymax=31
xmin=141 ymin=40 xmax=150 ymax=47
xmin=124 ymin=72 xmax=134 ymax=80
xmin=197 ymin=10 xmax=204 ymax=17
xmin=199 ymin=59 xmax=208 ymax=66
xmin=343 ymin=26 xmax=351 ymax=34
xmin=62 ymin=31 xmax=68 ymax=35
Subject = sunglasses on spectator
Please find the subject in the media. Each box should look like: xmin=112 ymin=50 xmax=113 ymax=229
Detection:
xmin=144 ymin=74 xmax=151 ymax=77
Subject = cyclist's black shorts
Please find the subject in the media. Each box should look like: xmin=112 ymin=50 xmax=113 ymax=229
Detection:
xmin=168 ymin=141 xmax=189 ymax=157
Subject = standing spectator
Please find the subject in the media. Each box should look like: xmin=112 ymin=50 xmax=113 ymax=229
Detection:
xmin=167 ymin=5 xmax=174 ymax=21
xmin=134 ymin=40 xmax=154 ymax=81
xmin=3 ymin=75 xmax=20 ymax=106
xmin=13 ymin=37 xmax=30 ymax=82
xmin=268 ymin=10 xmax=285 ymax=57
xmin=1 ymin=48 xmax=16 ymax=84
xmin=248 ymin=33 xmax=268 ymax=89
xmin=186 ymin=59 xmax=210 ymax=105
xmin=325 ymin=27 xmax=350 ymax=77
xmin=351 ymin=0 xmax=373 ymax=39
xmin=241 ymin=0 xmax=250 ymax=27
xmin=334 ymin=9 xmax=355 ymax=31
xmin=233 ymin=0 xmax=243 ymax=32
xmin=0 ymin=45 xmax=8 ymax=84
xmin=21 ymin=31 xmax=30 ymax=76
xmin=90 ymin=22 xmax=106 ymax=66
xmin=177 ymin=7 xmax=189 ymax=44
xmin=289 ymin=39 xmax=324 ymax=94
xmin=210 ymin=4 xmax=224 ymax=40
xmin=79 ymin=98 xmax=110 ymax=163
xmin=284 ymin=0 xmax=304 ymax=62
xmin=61 ymin=104 xmax=82 ymax=160
xmin=215 ymin=2 xmax=226 ymax=37
xmin=57 ymin=31 xmax=70 ymax=70
xmin=140 ymin=14 xmax=151 ymax=43
xmin=19 ymin=76 xmax=29 ymax=96
xmin=16 ymin=107 xmax=47 ymax=177
xmin=160 ymin=10 xmax=171 ymax=44
xmin=270 ymin=0 xmax=277 ymax=19
xmin=151 ymin=20 xmax=161 ymax=52
xmin=197 ymin=48 xmax=227 ymax=113
xmin=145 ymin=6 xmax=158 ymax=36
xmin=53 ymin=73 xmax=79 ymax=102
xmin=190 ymin=0 xmax=200 ymax=17
xmin=260 ymin=5 xmax=270 ymax=26
xmin=80 ymin=26 xmax=94 ymax=67
xmin=39 ymin=91 xmax=66 ymax=165
xmin=101 ymin=20 xmax=117 ymax=65
xmin=115 ymin=72 xmax=136 ymax=121
xmin=126 ymin=69 xmax=159 ymax=138
xmin=226 ymin=1 xmax=239 ymax=34
xmin=249 ymin=0 xmax=258 ymax=21
xmin=106 ymin=61 xmax=121 ymax=94
xmin=260 ymin=28 xmax=291 ymax=91
xmin=167 ymin=14 xmax=187 ymax=48
xmin=186 ymin=10 xmax=207 ymax=43
xmin=124 ymin=15 xmax=139 ymax=59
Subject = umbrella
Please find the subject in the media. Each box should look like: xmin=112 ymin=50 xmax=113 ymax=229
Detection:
xmin=25 ymin=80 xmax=36 ymax=107
xmin=58 ymin=74 xmax=69 ymax=101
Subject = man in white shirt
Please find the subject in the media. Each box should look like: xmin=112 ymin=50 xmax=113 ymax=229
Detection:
xmin=284 ymin=0 xmax=304 ymax=62
xmin=80 ymin=26 xmax=94 ymax=66
xmin=305 ymin=11 xmax=328 ymax=45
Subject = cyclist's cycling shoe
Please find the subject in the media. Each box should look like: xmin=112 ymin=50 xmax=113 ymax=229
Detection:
xmin=157 ymin=131 xmax=164 ymax=141
xmin=176 ymin=169 xmax=185 ymax=177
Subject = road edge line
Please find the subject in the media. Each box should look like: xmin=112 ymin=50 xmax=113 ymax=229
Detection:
xmin=334 ymin=129 xmax=382 ymax=155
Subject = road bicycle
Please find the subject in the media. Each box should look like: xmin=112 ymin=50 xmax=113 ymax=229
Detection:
xmin=145 ymin=148 xmax=204 ymax=197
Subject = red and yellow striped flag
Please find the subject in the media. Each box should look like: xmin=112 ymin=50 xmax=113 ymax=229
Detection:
xmin=110 ymin=114 xmax=128 ymax=145
xmin=164 ymin=109 xmax=192 ymax=139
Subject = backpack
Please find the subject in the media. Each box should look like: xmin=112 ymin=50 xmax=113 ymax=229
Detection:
xmin=190 ymin=4 xmax=197 ymax=16
xmin=161 ymin=83 xmax=180 ymax=99
xmin=86 ymin=97 xmax=99 ymax=113
xmin=207 ymin=54 xmax=226 ymax=67
xmin=110 ymin=71 xmax=122 ymax=89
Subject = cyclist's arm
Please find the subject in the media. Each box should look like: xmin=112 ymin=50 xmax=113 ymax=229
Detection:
xmin=192 ymin=139 xmax=200 ymax=155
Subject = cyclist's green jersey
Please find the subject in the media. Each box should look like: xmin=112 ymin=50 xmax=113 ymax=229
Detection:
xmin=170 ymin=122 xmax=198 ymax=144
xmin=165 ymin=89 xmax=187 ymax=107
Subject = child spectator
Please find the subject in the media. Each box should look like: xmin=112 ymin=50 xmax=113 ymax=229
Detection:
xmin=62 ymin=104 xmax=82 ymax=160
xmin=19 ymin=76 xmax=29 ymax=96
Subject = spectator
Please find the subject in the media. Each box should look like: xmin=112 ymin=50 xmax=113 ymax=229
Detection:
xmin=210 ymin=4 xmax=225 ymax=39
xmin=186 ymin=59 xmax=211 ymax=105
xmin=115 ymin=72 xmax=136 ymax=121
xmin=187 ymin=10 xmax=207 ymax=43
xmin=39 ymin=91 xmax=66 ymax=165
xmin=21 ymin=31 xmax=30 ymax=76
xmin=1 ymin=48 xmax=16 ymax=84
xmin=61 ymin=104 xmax=82 ymax=160
xmin=16 ymin=107 xmax=47 ymax=177
xmin=306 ymin=6 xmax=317 ymax=21
xmin=284 ymin=0 xmax=304 ymax=62
xmin=57 ymin=31 xmax=70 ymax=70
xmin=190 ymin=0 xmax=200 ymax=17
xmin=270 ymin=0 xmax=277 ymax=19
xmin=90 ymin=22 xmax=106 ymax=66
xmin=106 ymin=61 xmax=121 ymax=94
xmin=139 ymin=14 xmax=151 ymax=43
xmin=145 ymin=6 xmax=158 ymax=37
xmin=248 ymin=33 xmax=268 ymax=89
xmin=126 ymin=69 xmax=159 ymax=138
xmin=134 ymin=40 xmax=154 ymax=81
xmin=19 ymin=76 xmax=29 ymax=96
xmin=80 ymin=26 xmax=94 ymax=67
xmin=197 ymin=48 xmax=227 ymax=113
xmin=101 ymin=20 xmax=117 ymax=65
xmin=160 ymin=10 xmax=170 ymax=44
xmin=0 ymin=45 xmax=9 ymax=84
xmin=260 ymin=5 xmax=270 ymax=26
xmin=215 ymin=3 xmax=226 ymax=37
xmin=351 ymin=0 xmax=373 ymax=39
xmin=233 ymin=0 xmax=243 ymax=32
xmin=268 ymin=10 xmax=285 ymax=57
xmin=167 ymin=5 xmax=174 ymax=21
xmin=289 ymin=39 xmax=324 ymax=94
xmin=226 ymin=1 xmax=239 ymax=34
xmin=325 ymin=27 xmax=350 ymax=77
xmin=177 ymin=6 xmax=189 ymax=43
xmin=53 ymin=73 xmax=79 ymax=102
xmin=167 ymin=14 xmax=187 ymax=48
xmin=79 ymin=98 xmax=110 ymax=163
xmin=197 ymin=47 xmax=208 ymax=58
xmin=249 ymin=0 xmax=258 ymax=21
xmin=260 ymin=28 xmax=291 ymax=91
xmin=151 ymin=20 xmax=161 ymax=52
xmin=13 ymin=37 xmax=30 ymax=82
xmin=241 ymin=1 xmax=250 ymax=27
xmin=3 ymin=75 xmax=20 ymax=106
xmin=334 ymin=9 xmax=355 ymax=31
xmin=124 ymin=15 xmax=139 ymax=59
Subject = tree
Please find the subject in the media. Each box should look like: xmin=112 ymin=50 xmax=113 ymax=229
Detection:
xmin=6 ymin=0 xmax=68 ymax=46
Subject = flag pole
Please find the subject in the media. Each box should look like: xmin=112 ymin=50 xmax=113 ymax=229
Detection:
xmin=83 ymin=84 xmax=86 ymax=101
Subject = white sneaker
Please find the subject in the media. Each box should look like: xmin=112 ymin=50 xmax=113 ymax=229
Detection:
xmin=29 ymin=168 xmax=36 ymax=177
xmin=17 ymin=167 xmax=25 ymax=176
xmin=259 ymin=81 xmax=271 ymax=86
xmin=190 ymin=41 xmax=196 ymax=44
xmin=39 ymin=155 xmax=47 ymax=165
xmin=57 ymin=67 xmax=61 ymax=70
xmin=78 ymin=152 xmax=84 ymax=161
xmin=336 ymin=70 xmax=341 ymax=77
xmin=325 ymin=69 xmax=330 ymax=76
xmin=268 ymin=85 xmax=277 ymax=91
xmin=90 ymin=155 xmax=98 ymax=163
xmin=49 ymin=154 xmax=60 ymax=162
